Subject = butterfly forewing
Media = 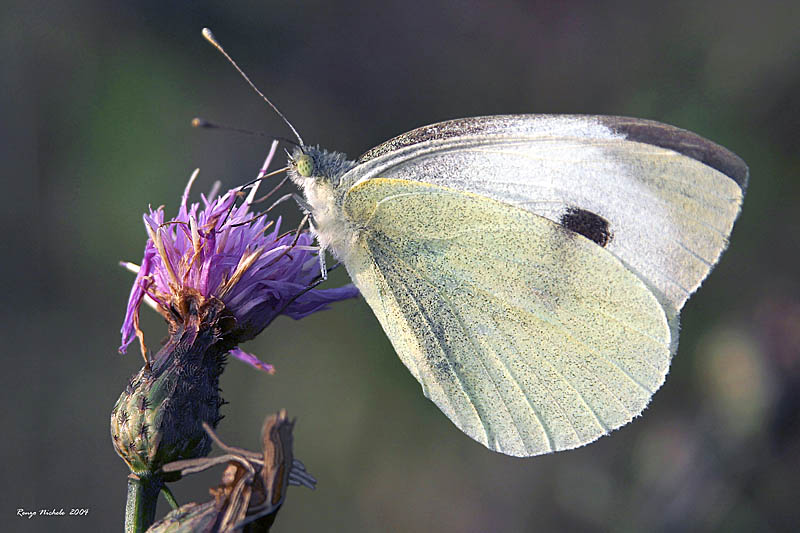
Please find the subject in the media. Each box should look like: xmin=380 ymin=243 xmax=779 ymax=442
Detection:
xmin=344 ymin=115 xmax=746 ymax=316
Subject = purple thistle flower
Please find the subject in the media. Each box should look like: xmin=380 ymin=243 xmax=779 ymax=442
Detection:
xmin=119 ymin=142 xmax=359 ymax=371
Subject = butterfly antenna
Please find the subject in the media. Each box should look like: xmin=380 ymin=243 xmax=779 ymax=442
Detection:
xmin=191 ymin=117 xmax=301 ymax=148
xmin=201 ymin=28 xmax=304 ymax=147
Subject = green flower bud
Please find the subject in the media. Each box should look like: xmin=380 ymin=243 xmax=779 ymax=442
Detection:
xmin=111 ymin=294 xmax=233 ymax=476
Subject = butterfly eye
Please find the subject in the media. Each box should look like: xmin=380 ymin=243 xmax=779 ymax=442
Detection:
xmin=295 ymin=154 xmax=314 ymax=177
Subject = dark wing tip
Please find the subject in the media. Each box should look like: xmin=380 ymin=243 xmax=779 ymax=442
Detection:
xmin=598 ymin=116 xmax=749 ymax=192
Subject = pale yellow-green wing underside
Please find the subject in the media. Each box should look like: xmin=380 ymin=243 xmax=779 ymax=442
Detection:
xmin=341 ymin=178 xmax=673 ymax=457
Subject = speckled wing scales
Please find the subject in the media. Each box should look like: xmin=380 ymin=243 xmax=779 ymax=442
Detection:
xmin=346 ymin=115 xmax=747 ymax=316
xmin=341 ymin=178 xmax=673 ymax=457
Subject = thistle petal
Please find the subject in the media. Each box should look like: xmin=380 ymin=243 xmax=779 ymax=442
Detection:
xmin=229 ymin=348 xmax=275 ymax=374
xmin=119 ymin=141 xmax=359 ymax=363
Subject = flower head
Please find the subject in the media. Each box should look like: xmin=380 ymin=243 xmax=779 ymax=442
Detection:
xmin=119 ymin=142 xmax=358 ymax=371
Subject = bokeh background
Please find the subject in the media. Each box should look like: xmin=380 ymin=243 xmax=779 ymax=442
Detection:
xmin=3 ymin=0 xmax=798 ymax=531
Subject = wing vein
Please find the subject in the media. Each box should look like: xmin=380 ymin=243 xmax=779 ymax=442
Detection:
xmin=459 ymin=142 xmax=739 ymax=204
xmin=465 ymin=280 xmax=658 ymax=396
xmin=378 ymin=239 xmax=536 ymax=452
xmin=367 ymin=238 xmax=491 ymax=444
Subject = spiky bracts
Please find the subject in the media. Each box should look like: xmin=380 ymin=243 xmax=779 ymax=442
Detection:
xmin=112 ymin=293 xmax=233 ymax=475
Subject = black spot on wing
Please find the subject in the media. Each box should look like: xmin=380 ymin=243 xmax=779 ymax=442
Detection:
xmin=598 ymin=116 xmax=749 ymax=191
xmin=560 ymin=208 xmax=612 ymax=247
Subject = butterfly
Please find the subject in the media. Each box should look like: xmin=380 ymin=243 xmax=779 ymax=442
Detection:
xmin=287 ymin=114 xmax=747 ymax=457
xmin=203 ymin=29 xmax=747 ymax=457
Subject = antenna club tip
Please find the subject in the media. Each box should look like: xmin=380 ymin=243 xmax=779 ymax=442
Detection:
xmin=201 ymin=28 xmax=219 ymax=46
xmin=192 ymin=117 xmax=220 ymax=130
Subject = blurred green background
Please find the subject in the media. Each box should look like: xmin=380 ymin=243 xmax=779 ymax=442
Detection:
xmin=3 ymin=0 xmax=799 ymax=531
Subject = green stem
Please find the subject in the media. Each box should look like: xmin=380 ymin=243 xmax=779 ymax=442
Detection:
xmin=125 ymin=474 xmax=163 ymax=533
xmin=161 ymin=484 xmax=180 ymax=510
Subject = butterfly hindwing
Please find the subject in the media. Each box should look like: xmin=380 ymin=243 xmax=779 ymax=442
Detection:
xmin=340 ymin=178 xmax=673 ymax=456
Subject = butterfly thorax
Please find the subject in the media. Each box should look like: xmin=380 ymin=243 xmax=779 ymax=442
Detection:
xmin=288 ymin=146 xmax=359 ymax=262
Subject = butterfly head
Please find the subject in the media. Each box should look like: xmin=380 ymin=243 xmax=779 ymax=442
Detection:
xmin=288 ymin=146 xmax=355 ymax=189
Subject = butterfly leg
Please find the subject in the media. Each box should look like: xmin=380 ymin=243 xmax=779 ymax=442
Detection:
xmin=290 ymin=194 xmax=327 ymax=278
xmin=265 ymin=192 xmax=295 ymax=212
xmin=318 ymin=248 xmax=328 ymax=281
xmin=292 ymin=192 xmax=314 ymax=214
xmin=308 ymin=219 xmax=328 ymax=280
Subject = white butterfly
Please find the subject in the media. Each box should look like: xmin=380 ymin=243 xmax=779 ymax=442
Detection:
xmin=287 ymin=114 xmax=746 ymax=457
xmin=202 ymin=29 xmax=747 ymax=457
